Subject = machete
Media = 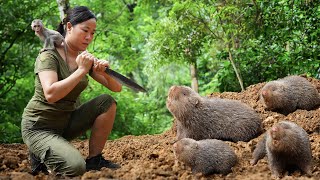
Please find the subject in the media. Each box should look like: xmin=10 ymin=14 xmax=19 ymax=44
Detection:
xmin=104 ymin=68 xmax=147 ymax=93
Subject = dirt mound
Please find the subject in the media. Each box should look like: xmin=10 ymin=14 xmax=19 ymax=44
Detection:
xmin=1 ymin=77 xmax=319 ymax=180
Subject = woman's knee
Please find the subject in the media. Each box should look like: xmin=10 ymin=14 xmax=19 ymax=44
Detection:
xmin=45 ymin=147 xmax=86 ymax=176
xmin=98 ymin=94 xmax=117 ymax=112
xmin=64 ymin=156 xmax=86 ymax=176
xmin=98 ymin=94 xmax=115 ymax=102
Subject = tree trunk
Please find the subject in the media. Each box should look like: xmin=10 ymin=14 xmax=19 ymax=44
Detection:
xmin=190 ymin=63 xmax=199 ymax=93
xmin=56 ymin=0 xmax=70 ymax=22
xmin=228 ymin=45 xmax=244 ymax=91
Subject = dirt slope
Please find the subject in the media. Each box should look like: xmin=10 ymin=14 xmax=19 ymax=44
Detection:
xmin=1 ymin=77 xmax=319 ymax=180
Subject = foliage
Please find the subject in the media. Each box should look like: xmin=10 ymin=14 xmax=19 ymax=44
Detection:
xmin=215 ymin=0 xmax=320 ymax=91
xmin=0 ymin=122 xmax=22 ymax=143
xmin=146 ymin=0 xmax=320 ymax=92
xmin=0 ymin=1 xmax=60 ymax=143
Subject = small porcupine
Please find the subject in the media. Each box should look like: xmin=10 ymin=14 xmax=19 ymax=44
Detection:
xmin=260 ymin=75 xmax=320 ymax=115
xmin=251 ymin=121 xmax=313 ymax=178
xmin=166 ymin=85 xmax=262 ymax=142
xmin=173 ymin=138 xmax=237 ymax=175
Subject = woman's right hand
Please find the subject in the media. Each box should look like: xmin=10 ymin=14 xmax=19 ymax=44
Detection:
xmin=76 ymin=51 xmax=94 ymax=73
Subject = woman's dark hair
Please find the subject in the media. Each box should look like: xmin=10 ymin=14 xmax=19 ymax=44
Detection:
xmin=57 ymin=6 xmax=96 ymax=37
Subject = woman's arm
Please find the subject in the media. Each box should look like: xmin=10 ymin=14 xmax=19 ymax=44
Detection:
xmin=39 ymin=69 xmax=87 ymax=103
xmin=90 ymin=59 xmax=122 ymax=92
xmin=39 ymin=51 xmax=94 ymax=103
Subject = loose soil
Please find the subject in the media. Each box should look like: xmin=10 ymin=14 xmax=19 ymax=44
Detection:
xmin=1 ymin=77 xmax=320 ymax=180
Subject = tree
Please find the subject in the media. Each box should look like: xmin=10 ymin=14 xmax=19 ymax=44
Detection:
xmin=56 ymin=0 xmax=70 ymax=22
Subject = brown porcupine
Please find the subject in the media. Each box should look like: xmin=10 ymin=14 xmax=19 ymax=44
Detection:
xmin=251 ymin=121 xmax=313 ymax=178
xmin=260 ymin=75 xmax=320 ymax=115
xmin=166 ymin=85 xmax=262 ymax=142
xmin=173 ymin=138 xmax=237 ymax=175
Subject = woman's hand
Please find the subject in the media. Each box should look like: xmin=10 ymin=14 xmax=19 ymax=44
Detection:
xmin=76 ymin=51 xmax=94 ymax=73
xmin=90 ymin=58 xmax=122 ymax=92
xmin=92 ymin=59 xmax=110 ymax=75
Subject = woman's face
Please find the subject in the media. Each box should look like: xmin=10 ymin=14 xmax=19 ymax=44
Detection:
xmin=66 ymin=18 xmax=97 ymax=51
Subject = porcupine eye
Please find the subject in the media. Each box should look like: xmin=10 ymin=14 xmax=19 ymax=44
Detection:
xmin=181 ymin=89 xmax=187 ymax=96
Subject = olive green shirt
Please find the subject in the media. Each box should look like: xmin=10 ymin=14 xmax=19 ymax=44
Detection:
xmin=22 ymin=49 xmax=88 ymax=132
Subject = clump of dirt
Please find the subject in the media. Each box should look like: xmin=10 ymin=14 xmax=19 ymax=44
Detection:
xmin=1 ymin=77 xmax=319 ymax=180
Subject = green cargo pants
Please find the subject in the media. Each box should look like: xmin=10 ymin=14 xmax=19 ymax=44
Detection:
xmin=21 ymin=94 xmax=115 ymax=176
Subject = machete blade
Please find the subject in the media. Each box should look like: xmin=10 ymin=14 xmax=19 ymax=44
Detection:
xmin=105 ymin=68 xmax=147 ymax=93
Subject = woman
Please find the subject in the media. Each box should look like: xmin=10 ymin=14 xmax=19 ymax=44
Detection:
xmin=21 ymin=6 xmax=122 ymax=176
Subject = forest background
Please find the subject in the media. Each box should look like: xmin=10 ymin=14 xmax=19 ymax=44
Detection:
xmin=1 ymin=0 xmax=319 ymax=143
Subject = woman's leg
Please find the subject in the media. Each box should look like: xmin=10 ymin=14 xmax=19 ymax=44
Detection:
xmin=88 ymin=102 xmax=116 ymax=158
xmin=21 ymin=119 xmax=86 ymax=176
xmin=42 ymin=135 xmax=86 ymax=176
xmin=62 ymin=94 xmax=120 ymax=170
xmin=63 ymin=94 xmax=115 ymax=140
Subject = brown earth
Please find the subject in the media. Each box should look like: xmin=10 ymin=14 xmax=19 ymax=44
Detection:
xmin=1 ymin=77 xmax=320 ymax=180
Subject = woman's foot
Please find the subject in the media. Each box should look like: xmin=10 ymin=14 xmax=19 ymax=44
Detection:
xmin=85 ymin=154 xmax=120 ymax=171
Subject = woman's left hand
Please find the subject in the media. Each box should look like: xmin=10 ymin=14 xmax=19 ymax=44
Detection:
xmin=92 ymin=59 xmax=110 ymax=75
